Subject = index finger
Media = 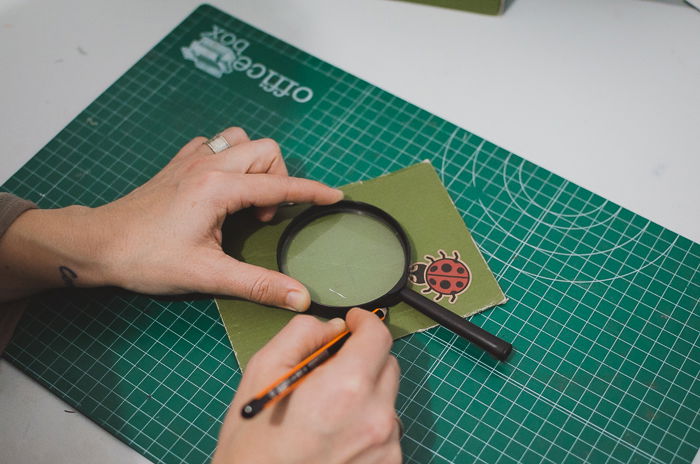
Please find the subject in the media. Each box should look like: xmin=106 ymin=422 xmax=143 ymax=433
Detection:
xmin=223 ymin=174 xmax=343 ymax=212
xmin=332 ymin=308 xmax=394 ymax=382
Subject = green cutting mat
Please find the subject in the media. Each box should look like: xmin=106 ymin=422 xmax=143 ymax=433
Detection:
xmin=2 ymin=5 xmax=698 ymax=463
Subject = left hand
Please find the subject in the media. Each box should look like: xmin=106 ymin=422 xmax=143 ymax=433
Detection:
xmin=0 ymin=127 xmax=343 ymax=309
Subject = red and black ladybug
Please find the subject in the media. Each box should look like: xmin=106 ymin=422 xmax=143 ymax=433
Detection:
xmin=409 ymin=249 xmax=471 ymax=303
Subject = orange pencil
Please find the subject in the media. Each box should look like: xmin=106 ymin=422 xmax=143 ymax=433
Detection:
xmin=241 ymin=308 xmax=387 ymax=419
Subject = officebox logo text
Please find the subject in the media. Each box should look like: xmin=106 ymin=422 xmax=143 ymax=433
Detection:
xmin=181 ymin=25 xmax=315 ymax=103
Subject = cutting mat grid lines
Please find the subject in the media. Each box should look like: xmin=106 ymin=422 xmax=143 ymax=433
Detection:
xmin=2 ymin=5 xmax=698 ymax=464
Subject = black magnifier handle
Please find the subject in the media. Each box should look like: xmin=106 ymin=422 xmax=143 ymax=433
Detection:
xmin=399 ymin=287 xmax=512 ymax=361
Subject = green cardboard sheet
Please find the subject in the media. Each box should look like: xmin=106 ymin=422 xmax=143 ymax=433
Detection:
xmin=216 ymin=162 xmax=507 ymax=369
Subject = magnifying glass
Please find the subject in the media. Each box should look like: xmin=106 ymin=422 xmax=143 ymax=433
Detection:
xmin=277 ymin=200 xmax=512 ymax=361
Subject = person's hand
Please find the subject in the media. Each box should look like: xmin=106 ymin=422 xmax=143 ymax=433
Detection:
xmin=0 ymin=127 xmax=343 ymax=308
xmin=213 ymin=308 xmax=402 ymax=464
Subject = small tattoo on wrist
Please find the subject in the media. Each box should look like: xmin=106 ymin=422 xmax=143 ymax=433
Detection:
xmin=59 ymin=266 xmax=78 ymax=287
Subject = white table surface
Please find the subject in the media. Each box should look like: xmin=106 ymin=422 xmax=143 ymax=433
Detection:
xmin=1 ymin=0 xmax=698 ymax=463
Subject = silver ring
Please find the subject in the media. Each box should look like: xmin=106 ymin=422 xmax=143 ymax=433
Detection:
xmin=395 ymin=414 xmax=404 ymax=439
xmin=205 ymin=134 xmax=230 ymax=154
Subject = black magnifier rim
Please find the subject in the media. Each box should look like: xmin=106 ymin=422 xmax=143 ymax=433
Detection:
xmin=277 ymin=200 xmax=411 ymax=318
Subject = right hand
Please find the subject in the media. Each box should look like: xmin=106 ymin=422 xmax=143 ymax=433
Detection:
xmin=213 ymin=308 xmax=402 ymax=464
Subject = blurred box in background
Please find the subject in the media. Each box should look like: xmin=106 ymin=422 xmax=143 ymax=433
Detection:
xmin=397 ymin=0 xmax=506 ymax=15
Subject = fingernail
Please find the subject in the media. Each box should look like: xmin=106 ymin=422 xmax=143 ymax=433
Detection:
xmin=260 ymin=210 xmax=275 ymax=222
xmin=328 ymin=317 xmax=346 ymax=330
xmin=285 ymin=289 xmax=308 ymax=312
xmin=333 ymin=189 xmax=344 ymax=200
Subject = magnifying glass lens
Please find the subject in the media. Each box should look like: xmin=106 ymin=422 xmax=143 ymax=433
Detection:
xmin=280 ymin=212 xmax=406 ymax=307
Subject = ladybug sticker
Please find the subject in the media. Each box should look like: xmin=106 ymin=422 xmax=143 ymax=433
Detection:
xmin=409 ymin=250 xmax=471 ymax=303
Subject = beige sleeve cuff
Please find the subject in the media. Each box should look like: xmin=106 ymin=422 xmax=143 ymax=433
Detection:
xmin=0 ymin=192 xmax=37 ymax=239
xmin=0 ymin=192 xmax=37 ymax=354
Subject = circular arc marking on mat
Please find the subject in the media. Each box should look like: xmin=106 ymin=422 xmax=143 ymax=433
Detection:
xmin=466 ymin=146 xmax=676 ymax=284
xmin=470 ymin=149 xmax=654 ymax=258
xmin=484 ymin=236 xmax=677 ymax=284
xmin=439 ymin=128 xmax=460 ymax=185
xmin=515 ymin=157 xmax=608 ymax=218
xmin=501 ymin=154 xmax=617 ymax=231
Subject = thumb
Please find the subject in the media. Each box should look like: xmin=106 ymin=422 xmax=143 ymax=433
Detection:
xmin=205 ymin=252 xmax=311 ymax=312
